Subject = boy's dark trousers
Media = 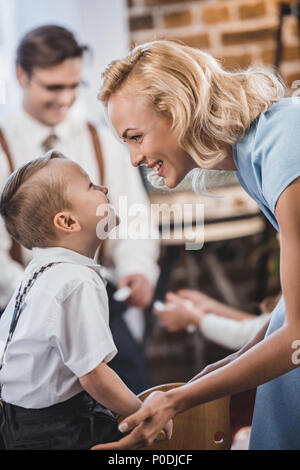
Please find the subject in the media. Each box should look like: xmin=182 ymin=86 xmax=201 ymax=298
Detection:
xmin=0 ymin=391 xmax=122 ymax=450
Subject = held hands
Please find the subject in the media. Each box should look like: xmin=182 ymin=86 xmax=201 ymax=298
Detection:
xmin=177 ymin=289 xmax=220 ymax=312
xmin=91 ymin=391 xmax=174 ymax=450
xmin=153 ymin=291 xmax=205 ymax=332
xmin=118 ymin=274 xmax=154 ymax=308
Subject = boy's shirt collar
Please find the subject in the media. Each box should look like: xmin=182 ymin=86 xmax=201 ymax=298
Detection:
xmin=30 ymin=246 xmax=104 ymax=278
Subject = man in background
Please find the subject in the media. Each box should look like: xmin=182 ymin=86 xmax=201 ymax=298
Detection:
xmin=0 ymin=25 xmax=160 ymax=394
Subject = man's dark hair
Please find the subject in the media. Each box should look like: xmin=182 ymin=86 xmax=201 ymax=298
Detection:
xmin=16 ymin=25 xmax=90 ymax=75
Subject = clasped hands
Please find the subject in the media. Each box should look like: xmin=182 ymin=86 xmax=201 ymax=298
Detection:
xmin=92 ymin=390 xmax=174 ymax=450
xmin=153 ymin=289 xmax=217 ymax=332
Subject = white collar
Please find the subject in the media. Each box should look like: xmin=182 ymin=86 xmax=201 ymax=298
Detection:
xmin=19 ymin=107 xmax=73 ymax=147
xmin=30 ymin=246 xmax=103 ymax=277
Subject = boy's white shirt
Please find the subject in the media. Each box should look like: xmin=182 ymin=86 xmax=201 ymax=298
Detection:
xmin=0 ymin=107 xmax=160 ymax=309
xmin=0 ymin=246 xmax=117 ymax=408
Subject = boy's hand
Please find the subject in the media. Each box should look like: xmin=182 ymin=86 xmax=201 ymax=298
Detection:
xmin=118 ymin=274 xmax=154 ymax=308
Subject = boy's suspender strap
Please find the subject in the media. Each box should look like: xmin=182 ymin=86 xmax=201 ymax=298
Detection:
xmin=0 ymin=128 xmax=23 ymax=265
xmin=0 ymin=262 xmax=61 ymax=403
xmin=87 ymin=122 xmax=105 ymax=186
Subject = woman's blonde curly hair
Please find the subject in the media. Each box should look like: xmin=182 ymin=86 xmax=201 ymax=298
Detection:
xmin=99 ymin=40 xmax=285 ymax=169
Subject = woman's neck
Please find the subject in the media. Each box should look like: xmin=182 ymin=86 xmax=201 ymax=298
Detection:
xmin=212 ymin=146 xmax=237 ymax=171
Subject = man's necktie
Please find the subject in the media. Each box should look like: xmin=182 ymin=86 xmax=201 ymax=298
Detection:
xmin=41 ymin=133 xmax=58 ymax=152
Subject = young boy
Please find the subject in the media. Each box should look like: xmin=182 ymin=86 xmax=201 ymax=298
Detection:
xmin=0 ymin=150 xmax=162 ymax=450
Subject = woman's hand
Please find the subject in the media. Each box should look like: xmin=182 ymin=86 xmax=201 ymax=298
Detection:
xmin=153 ymin=292 xmax=203 ymax=332
xmin=91 ymin=391 xmax=175 ymax=450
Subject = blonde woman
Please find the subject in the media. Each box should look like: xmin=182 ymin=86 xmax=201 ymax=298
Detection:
xmin=93 ymin=40 xmax=300 ymax=450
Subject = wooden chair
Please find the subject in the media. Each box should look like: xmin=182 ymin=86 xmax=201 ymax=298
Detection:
xmin=136 ymin=383 xmax=231 ymax=450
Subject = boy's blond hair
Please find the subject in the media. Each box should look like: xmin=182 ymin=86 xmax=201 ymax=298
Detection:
xmin=0 ymin=150 xmax=71 ymax=250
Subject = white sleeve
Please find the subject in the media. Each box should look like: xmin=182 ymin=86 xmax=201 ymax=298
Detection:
xmin=50 ymin=281 xmax=117 ymax=378
xmin=99 ymin=127 xmax=160 ymax=285
xmin=200 ymin=313 xmax=270 ymax=351
xmin=0 ymin=148 xmax=24 ymax=309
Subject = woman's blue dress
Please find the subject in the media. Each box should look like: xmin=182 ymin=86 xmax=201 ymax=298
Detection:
xmin=232 ymin=97 xmax=300 ymax=450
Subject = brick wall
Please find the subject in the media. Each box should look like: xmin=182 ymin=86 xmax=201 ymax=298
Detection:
xmin=127 ymin=0 xmax=300 ymax=88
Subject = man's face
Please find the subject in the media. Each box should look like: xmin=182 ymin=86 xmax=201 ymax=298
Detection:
xmin=17 ymin=58 xmax=83 ymax=127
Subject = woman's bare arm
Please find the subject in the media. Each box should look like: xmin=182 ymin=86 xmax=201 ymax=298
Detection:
xmin=188 ymin=313 xmax=271 ymax=382
xmin=168 ymin=179 xmax=300 ymax=413
xmin=92 ymin=179 xmax=300 ymax=450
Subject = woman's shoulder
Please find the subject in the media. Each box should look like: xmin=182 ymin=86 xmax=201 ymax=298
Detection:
xmin=237 ymin=97 xmax=300 ymax=158
xmin=258 ymin=97 xmax=300 ymax=129
xmin=233 ymin=96 xmax=300 ymax=199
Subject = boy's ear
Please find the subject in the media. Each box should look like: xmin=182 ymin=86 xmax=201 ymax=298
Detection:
xmin=53 ymin=212 xmax=81 ymax=233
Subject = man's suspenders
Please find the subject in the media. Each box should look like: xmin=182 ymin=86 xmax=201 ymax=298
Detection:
xmin=0 ymin=123 xmax=106 ymax=265
xmin=0 ymin=129 xmax=14 ymax=174
xmin=0 ymin=129 xmax=23 ymax=264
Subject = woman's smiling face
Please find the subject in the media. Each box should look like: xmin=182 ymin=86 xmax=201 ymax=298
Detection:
xmin=108 ymin=93 xmax=198 ymax=188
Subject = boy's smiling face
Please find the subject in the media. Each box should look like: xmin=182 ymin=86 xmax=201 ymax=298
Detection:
xmin=63 ymin=159 xmax=120 ymax=240
xmin=40 ymin=158 xmax=120 ymax=248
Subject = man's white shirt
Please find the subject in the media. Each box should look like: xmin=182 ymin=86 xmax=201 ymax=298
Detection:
xmin=0 ymin=246 xmax=117 ymax=408
xmin=0 ymin=108 xmax=160 ymax=311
